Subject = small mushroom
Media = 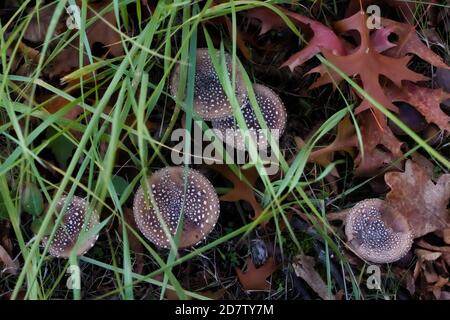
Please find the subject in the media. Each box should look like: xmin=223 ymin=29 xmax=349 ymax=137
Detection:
xmin=133 ymin=167 xmax=220 ymax=248
xmin=211 ymin=83 xmax=287 ymax=150
xmin=42 ymin=196 xmax=100 ymax=258
xmin=170 ymin=48 xmax=247 ymax=120
xmin=345 ymin=199 xmax=413 ymax=264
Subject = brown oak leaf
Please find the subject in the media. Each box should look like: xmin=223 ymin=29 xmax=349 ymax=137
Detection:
xmin=354 ymin=110 xmax=403 ymax=176
xmin=386 ymin=82 xmax=450 ymax=132
xmin=295 ymin=116 xmax=358 ymax=177
xmin=236 ymin=256 xmax=278 ymax=291
xmin=244 ymin=7 xmax=346 ymax=69
xmin=379 ymin=18 xmax=450 ymax=70
xmin=292 ymin=255 xmax=335 ymax=300
xmin=0 ymin=244 xmax=19 ymax=275
xmin=212 ymin=165 xmax=263 ymax=221
xmin=47 ymin=1 xmax=124 ymax=78
xmin=311 ymin=11 xmax=427 ymax=115
xmin=385 ymin=160 xmax=450 ymax=238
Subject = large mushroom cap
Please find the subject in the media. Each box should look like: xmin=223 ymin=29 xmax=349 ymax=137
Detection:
xmin=170 ymin=48 xmax=247 ymax=120
xmin=43 ymin=196 xmax=100 ymax=258
xmin=133 ymin=167 xmax=220 ymax=248
xmin=345 ymin=198 xmax=413 ymax=264
xmin=211 ymin=83 xmax=287 ymax=151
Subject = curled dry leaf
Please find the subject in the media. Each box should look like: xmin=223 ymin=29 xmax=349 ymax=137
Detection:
xmin=245 ymin=6 xmax=345 ymax=69
xmin=435 ymin=68 xmax=450 ymax=92
xmin=292 ymin=255 xmax=334 ymax=300
xmin=379 ymin=18 xmax=450 ymax=70
xmin=386 ymin=82 xmax=450 ymax=132
xmin=295 ymin=116 xmax=357 ymax=178
xmin=416 ymin=239 xmax=450 ymax=254
xmin=47 ymin=0 xmax=124 ymax=78
xmin=415 ymin=249 xmax=442 ymax=262
xmin=0 ymin=244 xmax=19 ymax=275
xmin=443 ymin=229 xmax=450 ymax=245
xmin=23 ymin=3 xmax=66 ymax=43
xmin=236 ymin=256 xmax=278 ymax=291
xmin=212 ymin=165 xmax=263 ymax=222
xmin=243 ymin=5 xmax=449 ymax=178
xmin=245 ymin=7 xmax=287 ymax=36
xmin=354 ymin=110 xmax=403 ymax=176
xmin=311 ymin=11 xmax=427 ymax=115
xmin=385 ymin=160 xmax=450 ymax=238
xmin=280 ymin=9 xmax=346 ymax=71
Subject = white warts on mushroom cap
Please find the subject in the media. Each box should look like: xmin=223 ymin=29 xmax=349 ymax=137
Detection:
xmin=133 ymin=167 xmax=220 ymax=249
xmin=42 ymin=196 xmax=100 ymax=258
xmin=345 ymin=198 xmax=413 ymax=264
xmin=211 ymin=83 xmax=287 ymax=151
xmin=169 ymin=48 xmax=247 ymax=121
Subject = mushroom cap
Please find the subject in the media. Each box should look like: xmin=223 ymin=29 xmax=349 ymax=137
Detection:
xmin=133 ymin=167 xmax=220 ymax=248
xmin=170 ymin=48 xmax=247 ymax=120
xmin=345 ymin=198 xmax=413 ymax=264
xmin=211 ymin=83 xmax=287 ymax=151
xmin=43 ymin=196 xmax=100 ymax=258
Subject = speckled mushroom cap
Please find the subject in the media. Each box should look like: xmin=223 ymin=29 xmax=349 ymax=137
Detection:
xmin=170 ymin=48 xmax=247 ymax=120
xmin=211 ymin=83 xmax=287 ymax=151
xmin=345 ymin=199 xmax=413 ymax=264
xmin=133 ymin=167 xmax=220 ymax=248
xmin=42 ymin=196 xmax=100 ymax=258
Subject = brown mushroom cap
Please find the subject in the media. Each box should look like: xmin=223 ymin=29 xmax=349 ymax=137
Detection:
xmin=42 ymin=196 xmax=100 ymax=258
xmin=211 ymin=83 xmax=287 ymax=150
xmin=133 ymin=167 xmax=220 ymax=248
xmin=345 ymin=199 xmax=413 ymax=264
xmin=170 ymin=48 xmax=247 ymax=120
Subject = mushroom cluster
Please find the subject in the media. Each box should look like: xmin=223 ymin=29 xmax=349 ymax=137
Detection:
xmin=170 ymin=48 xmax=287 ymax=150
xmin=42 ymin=195 xmax=100 ymax=258
xmin=170 ymin=48 xmax=247 ymax=120
xmin=133 ymin=166 xmax=220 ymax=248
xmin=345 ymin=199 xmax=413 ymax=264
xmin=211 ymin=83 xmax=287 ymax=150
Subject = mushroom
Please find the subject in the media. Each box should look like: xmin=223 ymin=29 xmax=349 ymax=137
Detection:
xmin=42 ymin=196 xmax=100 ymax=258
xmin=345 ymin=199 xmax=413 ymax=264
xmin=133 ymin=166 xmax=220 ymax=248
xmin=211 ymin=83 xmax=287 ymax=150
xmin=170 ymin=48 xmax=247 ymax=120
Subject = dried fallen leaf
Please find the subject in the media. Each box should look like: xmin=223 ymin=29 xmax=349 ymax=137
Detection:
xmin=311 ymin=11 xmax=427 ymax=115
xmin=380 ymin=18 xmax=450 ymax=70
xmin=386 ymin=82 xmax=450 ymax=132
xmin=23 ymin=3 xmax=66 ymax=43
xmin=415 ymin=249 xmax=442 ymax=262
xmin=236 ymin=256 xmax=278 ymax=291
xmin=212 ymin=165 xmax=263 ymax=221
xmin=443 ymin=229 xmax=450 ymax=245
xmin=0 ymin=244 xmax=19 ymax=275
xmin=295 ymin=116 xmax=358 ymax=178
xmin=416 ymin=239 xmax=450 ymax=254
xmin=354 ymin=110 xmax=403 ymax=176
xmin=435 ymin=68 xmax=450 ymax=92
xmin=292 ymin=255 xmax=334 ymax=300
xmin=245 ymin=7 xmax=346 ymax=69
xmin=46 ymin=1 xmax=124 ymax=78
xmin=245 ymin=7 xmax=287 ymax=36
xmin=280 ymin=10 xmax=346 ymax=71
xmin=385 ymin=160 xmax=450 ymax=238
